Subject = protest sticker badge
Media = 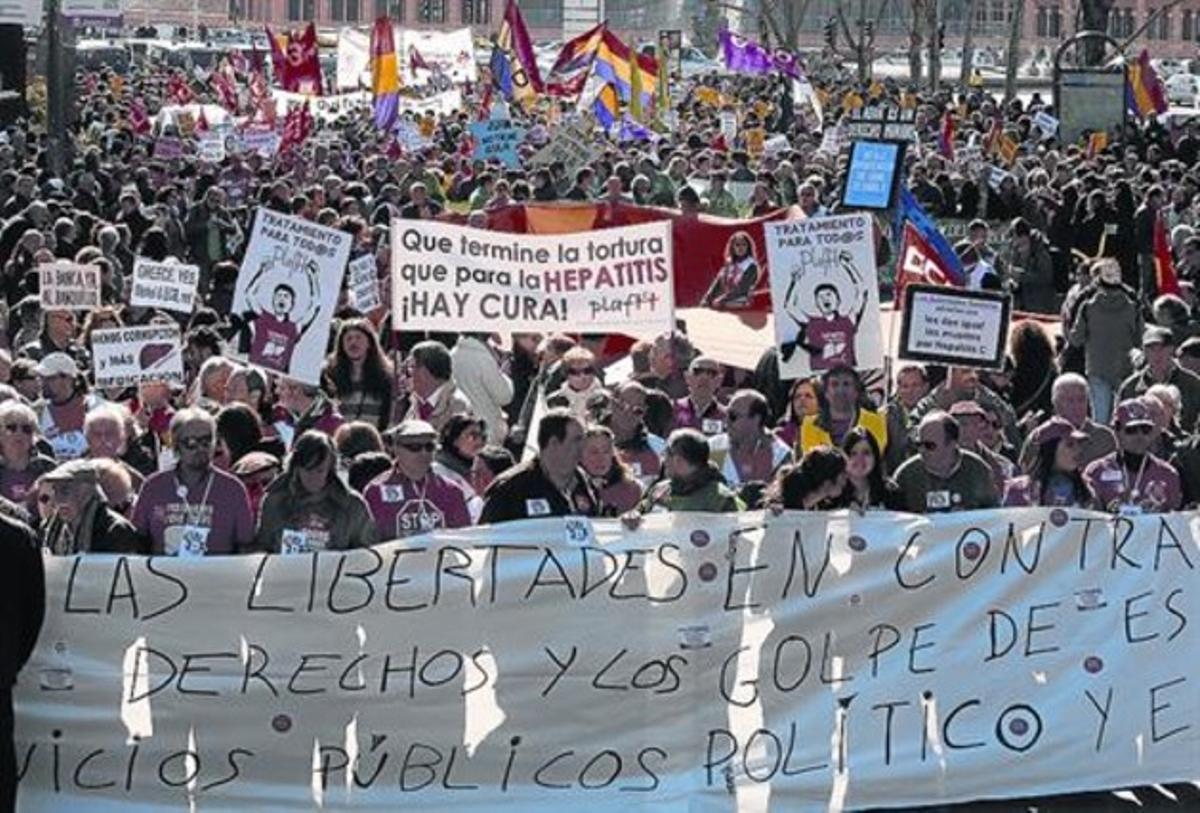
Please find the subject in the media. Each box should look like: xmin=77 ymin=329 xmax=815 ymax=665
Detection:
xmin=234 ymin=209 xmax=353 ymax=385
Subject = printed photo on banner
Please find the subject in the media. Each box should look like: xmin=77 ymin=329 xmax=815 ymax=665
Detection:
xmin=39 ymin=262 xmax=101 ymax=310
xmin=347 ymin=254 xmax=381 ymax=311
xmin=130 ymin=258 xmax=199 ymax=314
xmin=91 ymin=324 xmax=185 ymax=389
xmin=391 ymin=220 xmax=674 ymax=337
xmin=899 ymin=285 xmax=1012 ymax=369
xmin=234 ymin=209 xmax=353 ymax=384
xmin=766 ymin=212 xmax=883 ymax=379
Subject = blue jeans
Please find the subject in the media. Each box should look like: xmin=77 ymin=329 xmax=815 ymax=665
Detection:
xmin=1089 ymin=378 xmax=1115 ymax=425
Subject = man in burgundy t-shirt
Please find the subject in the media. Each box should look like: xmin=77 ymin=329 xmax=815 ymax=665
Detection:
xmin=363 ymin=420 xmax=471 ymax=541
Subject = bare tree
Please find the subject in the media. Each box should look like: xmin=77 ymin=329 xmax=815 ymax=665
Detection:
xmin=1003 ymin=0 xmax=1025 ymax=102
xmin=1077 ymin=0 xmax=1116 ymax=65
xmin=711 ymin=0 xmax=815 ymax=50
xmin=836 ymin=0 xmax=891 ymax=84
xmin=959 ymin=0 xmax=978 ymax=86
xmin=906 ymin=0 xmax=926 ymax=86
xmin=926 ymin=0 xmax=941 ymax=92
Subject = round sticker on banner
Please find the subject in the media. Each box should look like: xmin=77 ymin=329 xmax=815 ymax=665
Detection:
xmin=1049 ymin=508 xmax=1069 ymax=527
xmin=848 ymin=535 xmax=867 ymax=552
xmin=564 ymin=517 xmax=597 ymax=546
xmin=1083 ymin=655 xmax=1104 ymax=674
xmin=690 ymin=529 xmax=710 ymax=548
xmin=698 ymin=562 xmax=718 ymax=582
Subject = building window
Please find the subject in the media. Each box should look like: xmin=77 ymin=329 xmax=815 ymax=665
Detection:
xmin=417 ymin=0 xmax=445 ymax=22
xmin=346 ymin=0 xmax=359 ymax=20
xmin=1159 ymin=11 xmax=1171 ymax=40
xmin=1185 ymin=9 xmax=1194 ymax=40
xmin=303 ymin=0 xmax=316 ymax=19
xmin=462 ymin=0 xmax=489 ymax=24
xmin=288 ymin=0 xmax=301 ymax=19
xmin=1049 ymin=7 xmax=1060 ymax=37
xmin=331 ymin=0 xmax=343 ymax=19
xmin=1035 ymin=6 xmax=1047 ymax=37
xmin=517 ymin=0 xmax=562 ymax=27
xmin=376 ymin=0 xmax=405 ymax=20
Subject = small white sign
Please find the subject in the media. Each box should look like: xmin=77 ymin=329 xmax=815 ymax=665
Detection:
xmin=130 ymin=259 xmax=199 ymax=314
xmin=91 ymin=324 xmax=186 ymax=388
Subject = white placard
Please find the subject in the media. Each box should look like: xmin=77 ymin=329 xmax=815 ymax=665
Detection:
xmin=347 ymin=254 xmax=381 ymax=311
xmin=392 ymin=220 xmax=674 ymax=337
xmin=130 ymin=258 xmax=199 ymax=314
xmin=91 ymin=324 xmax=184 ymax=388
xmin=766 ymin=212 xmax=883 ymax=379
xmin=234 ymin=209 xmax=353 ymax=384
xmin=399 ymin=27 xmax=478 ymax=85
xmin=900 ymin=284 xmax=1012 ymax=369
xmin=38 ymin=262 xmax=101 ymax=310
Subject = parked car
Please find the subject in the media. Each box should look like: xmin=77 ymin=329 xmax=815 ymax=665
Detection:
xmin=1167 ymin=73 xmax=1200 ymax=107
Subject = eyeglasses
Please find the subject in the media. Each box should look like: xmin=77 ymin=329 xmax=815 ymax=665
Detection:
xmin=397 ymin=442 xmax=436 ymax=453
xmin=3 ymin=423 xmax=33 ymax=435
xmin=176 ymin=435 xmax=213 ymax=451
xmin=567 ymin=367 xmax=594 ymax=377
xmin=1121 ymin=425 xmax=1153 ymax=436
xmin=37 ymin=493 xmax=52 ymax=504
xmin=918 ymin=440 xmax=940 ymax=451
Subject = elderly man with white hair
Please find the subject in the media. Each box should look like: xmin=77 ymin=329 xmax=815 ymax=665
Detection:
xmin=1018 ymin=373 xmax=1117 ymax=475
xmin=83 ymin=403 xmax=146 ymax=489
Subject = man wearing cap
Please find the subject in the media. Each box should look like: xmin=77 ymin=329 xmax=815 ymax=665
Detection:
xmin=1118 ymin=326 xmax=1200 ymax=432
xmin=363 ymin=420 xmax=471 ymax=540
xmin=39 ymin=460 xmax=144 ymax=555
xmin=892 ymin=411 xmax=999 ymax=513
xmin=673 ymin=356 xmax=727 ymax=436
xmin=34 ymin=353 xmax=102 ymax=462
xmin=1018 ymin=373 xmax=1117 ymax=474
xmin=480 ymin=409 xmax=599 ymax=524
xmin=1066 ymin=258 xmax=1141 ymax=424
xmin=1083 ymin=398 xmax=1181 ymax=514
xmin=949 ymin=400 xmax=1014 ymax=495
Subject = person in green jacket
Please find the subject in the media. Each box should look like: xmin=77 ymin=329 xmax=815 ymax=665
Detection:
xmin=254 ymin=431 xmax=377 ymax=554
xmin=636 ymin=429 xmax=744 ymax=514
xmin=703 ymin=171 xmax=740 ymax=219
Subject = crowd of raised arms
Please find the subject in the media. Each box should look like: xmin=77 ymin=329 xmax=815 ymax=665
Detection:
xmin=0 ymin=43 xmax=1198 ymax=561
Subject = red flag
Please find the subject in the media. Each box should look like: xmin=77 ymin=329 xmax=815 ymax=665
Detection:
xmin=1154 ymin=212 xmax=1181 ymax=296
xmin=128 ymin=98 xmax=150 ymax=135
xmin=211 ymin=69 xmax=239 ymax=113
xmin=195 ymin=107 xmax=210 ymax=134
xmin=281 ymin=102 xmax=313 ymax=151
xmin=896 ymin=222 xmax=959 ymax=305
xmin=267 ymin=23 xmax=322 ymax=94
xmin=938 ymin=111 xmax=955 ymax=161
xmin=409 ymin=45 xmax=430 ymax=74
xmin=546 ymin=69 xmax=589 ymax=98
xmin=167 ymin=73 xmax=194 ymax=105
xmin=265 ymin=26 xmax=287 ymax=83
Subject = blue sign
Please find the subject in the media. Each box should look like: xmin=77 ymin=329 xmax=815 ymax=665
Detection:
xmin=470 ymin=120 xmax=525 ymax=168
xmin=842 ymin=140 xmax=904 ymax=210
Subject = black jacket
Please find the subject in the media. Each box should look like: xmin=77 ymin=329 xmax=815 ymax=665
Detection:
xmin=479 ymin=459 xmax=599 ymax=525
xmin=0 ymin=513 xmax=44 ymax=686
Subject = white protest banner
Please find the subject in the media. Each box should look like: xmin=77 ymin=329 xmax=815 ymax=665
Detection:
xmin=399 ymin=26 xmax=478 ymax=85
xmin=336 ymin=27 xmax=371 ymax=89
xmin=38 ymin=262 xmax=101 ymax=310
xmin=900 ymin=284 xmax=1012 ymax=369
xmin=470 ymin=119 xmax=525 ymax=167
xmin=988 ymin=164 xmax=1010 ymax=191
xmin=152 ymin=136 xmax=183 ymax=160
xmin=395 ymin=120 xmax=429 ymax=152
xmin=272 ymin=90 xmax=370 ymax=122
xmin=396 ymin=88 xmax=464 ymax=118
xmin=90 ymin=324 xmax=184 ymax=388
xmin=1033 ymin=110 xmax=1060 ymax=139
xmin=766 ymin=212 xmax=884 ymax=379
xmin=240 ymin=128 xmax=281 ymax=158
xmin=763 ymin=133 xmax=790 ymax=157
xmin=197 ymin=134 xmax=226 ymax=163
xmin=528 ymin=126 xmax=595 ymax=177
xmin=130 ymin=258 xmax=199 ymax=314
xmin=347 ymin=253 xmax=381 ymax=311
xmin=234 ymin=209 xmax=353 ymax=384
xmin=14 ymin=510 xmax=1200 ymax=811
xmin=392 ymin=220 xmax=674 ymax=337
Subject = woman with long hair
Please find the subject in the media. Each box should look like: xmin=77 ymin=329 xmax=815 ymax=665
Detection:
xmin=840 ymin=427 xmax=891 ymax=510
xmin=323 ymin=318 xmax=394 ymax=431
xmin=581 ymin=425 xmax=643 ymax=516
xmin=701 ymin=231 xmax=761 ymax=308
xmin=254 ymin=431 xmax=377 ymax=553
xmin=1002 ymin=418 xmax=1096 ymax=507
xmin=774 ymin=377 xmax=822 ymax=448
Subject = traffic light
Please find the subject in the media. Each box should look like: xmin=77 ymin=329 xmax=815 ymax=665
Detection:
xmin=420 ymin=0 xmax=432 ymax=21
xmin=937 ymin=23 xmax=946 ymax=50
xmin=824 ymin=17 xmax=836 ymax=50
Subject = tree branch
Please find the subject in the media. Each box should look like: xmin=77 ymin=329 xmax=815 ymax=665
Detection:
xmin=1121 ymin=0 xmax=1185 ymax=49
xmin=836 ymin=4 xmax=859 ymax=50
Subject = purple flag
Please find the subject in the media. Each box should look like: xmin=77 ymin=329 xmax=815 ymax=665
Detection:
xmin=719 ymin=28 xmax=802 ymax=79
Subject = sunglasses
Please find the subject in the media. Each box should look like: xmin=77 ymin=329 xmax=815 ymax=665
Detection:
xmin=1121 ymin=424 xmax=1153 ymax=435
xmin=918 ymin=440 xmax=940 ymax=451
xmin=37 ymin=493 xmax=52 ymax=504
xmin=397 ymin=442 xmax=436 ymax=453
xmin=567 ymin=367 xmax=594 ymax=377
xmin=177 ymin=435 xmax=213 ymax=450
xmin=4 ymin=423 xmax=33 ymax=434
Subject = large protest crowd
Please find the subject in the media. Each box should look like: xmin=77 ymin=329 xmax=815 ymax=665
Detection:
xmin=1 ymin=7 xmax=1200 ymax=810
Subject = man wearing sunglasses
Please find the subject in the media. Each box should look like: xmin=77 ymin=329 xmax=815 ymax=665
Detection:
xmin=672 ymin=356 xmax=727 ymax=436
xmin=131 ymin=409 xmax=255 ymax=556
xmin=363 ymin=420 xmax=470 ymax=541
xmin=1084 ymin=398 xmax=1181 ymax=514
xmin=892 ymin=411 xmax=999 ymax=513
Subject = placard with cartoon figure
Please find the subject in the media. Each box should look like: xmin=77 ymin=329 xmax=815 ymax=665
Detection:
xmin=233 ymin=209 xmax=353 ymax=385
xmin=766 ymin=212 xmax=884 ymax=379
